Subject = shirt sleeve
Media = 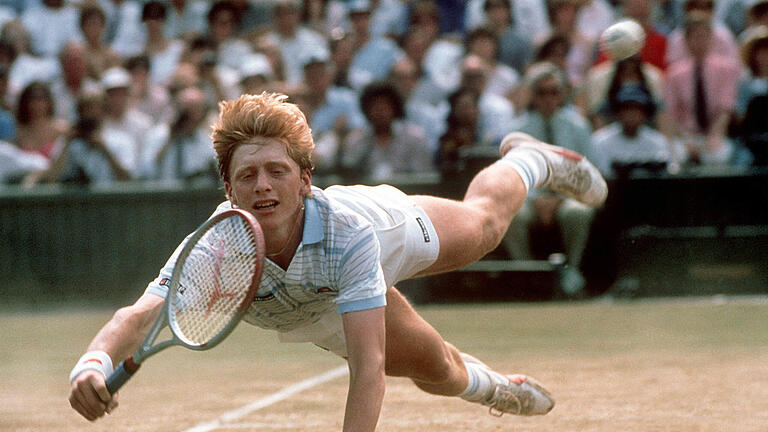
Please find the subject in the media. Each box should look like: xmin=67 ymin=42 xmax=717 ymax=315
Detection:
xmin=333 ymin=225 xmax=388 ymax=314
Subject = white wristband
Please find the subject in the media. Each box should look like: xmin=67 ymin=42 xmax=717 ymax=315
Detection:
xmin=69 ymin=350 xmax=115 ymax=383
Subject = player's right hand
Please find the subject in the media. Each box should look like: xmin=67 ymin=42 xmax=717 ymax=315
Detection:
xmin=69 ymin=369 xmax=119 ymax=421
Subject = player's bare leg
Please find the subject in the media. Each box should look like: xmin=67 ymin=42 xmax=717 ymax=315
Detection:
xmin=383 ymin=288 xmax=468 ymax=395
xmin=383 ymin=287 xmax=554 ymax=416
xmin=413 ymin=132 xmax=607 ymax=275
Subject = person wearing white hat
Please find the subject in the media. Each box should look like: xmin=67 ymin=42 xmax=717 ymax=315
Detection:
xmin=239 ymin=53 xmax=275 ymax=96
xmin=101 ymin=66 xmax=153 ymax=177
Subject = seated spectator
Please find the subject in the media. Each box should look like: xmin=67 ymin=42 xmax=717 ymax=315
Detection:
xmin=50 ymin=42 xmax=99 ymax=123
xmin=139 ymin=86 xmax=217 ymax=182
xmin=582 ymin=54 xmax=665 ymax=130
xmin=664 ymin=13 xmax=743 ymax=166
xmin=465 ymin=0 xmax=551 ymax=44
xmin=399 ymin=25 xmax=450 ymax=107
xmin=238 ymin=52 xmax=277 ymax=95
xmin=302 ymin=0 xmax=347 ymax=37
xmin=14 ymin=81 xmax=69 ymax=160
xmin=265 ymin=0 xmax=328 ymax=89
xmin=366 ymin=0 xmax=409 ymax=39
xmin=666 ymin=0 xmax=739 ymax=65
xmin=205 ymin=0 xmax=253 ymax=72
xmin=502 ymin=61 xmax=595 ymax=298
xmin=329 ymin=30 xmax=355 ymax=89
xmin=79 ymin=3 xmax=121 ymax=81
xmin=459 ymin=54 xmax=517 ymax=147
xmin=292 ymin=53 xmax=366 ymax=174
xmin=339 ymin=81 xmax=434 ymax=181
xmin=406 ymin=0 xmax=442 ymax=45
xmin=125 ymin=55 xmax=174 ymax=125
xmin=415 ymin=2 xmax=466 ymax=104
xmin=345 ymin=0 xmax=404 ymax=91
xmin=482 ymin=0 xmax=534 ymax=75
xmin=736 ymin=24 xmax=768 ymax=165
xmin=435 ymin=86 xmax=482 ymax=174
xmin=100 ymin=66 xmax=153 ymax=176
xmin=141 ymin=1 xmax=186 ymax=87
xmin=537 ymin=0 xmax=595 ymax=87
xmin=591 ymin=83 xmax=674 ymax=177
xmin=20 ymin=0 xmax=79 ymax=59
xmin=2 ymin=20 xmax=59 ymax=104
xmin=465 ymin=26 xmax=520 ymax=101
xmin=181 ymin=37 xmax=239 ymax=107
xmin=164 ymin=0 xmax=210 ymax=41
xmin=109 ymin=0 xmax=145 ymax=59
xmin=25 ymin=89 xmax=135 ymax=186
xmin=389 ymin=57 xmax=447 ymax=152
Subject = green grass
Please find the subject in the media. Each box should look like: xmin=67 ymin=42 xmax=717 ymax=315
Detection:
xmin=3 ymin=297 xmax=768 ymax=431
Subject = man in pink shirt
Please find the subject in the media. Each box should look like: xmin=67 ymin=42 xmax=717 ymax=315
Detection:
xmin=664 ymin=13 xmax=742 ymax=165
xmin=665 ymin=0 xmax=740 ymax=65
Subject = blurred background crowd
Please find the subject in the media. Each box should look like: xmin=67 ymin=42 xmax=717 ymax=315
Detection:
xmin=0 ymin=0 xmax=766 ymax=296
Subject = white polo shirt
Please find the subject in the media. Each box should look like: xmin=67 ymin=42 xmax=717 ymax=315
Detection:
xmin=146 ymin=185 xmax=437 ymax=333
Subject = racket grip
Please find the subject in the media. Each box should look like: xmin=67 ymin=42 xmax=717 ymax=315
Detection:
xmin=105 ymin=356 xmax=141 ymax=394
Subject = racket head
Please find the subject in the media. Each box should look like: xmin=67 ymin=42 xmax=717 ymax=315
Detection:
xmin=166 ymin=209 xmax=265 ymax=350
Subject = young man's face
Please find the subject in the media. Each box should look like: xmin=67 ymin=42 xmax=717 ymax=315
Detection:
xmin=225 ymin=139 xmax=311 ymax=233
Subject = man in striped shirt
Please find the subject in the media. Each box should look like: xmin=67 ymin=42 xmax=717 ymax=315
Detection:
xmin=69 ymin=94 xmax=607 ymax=430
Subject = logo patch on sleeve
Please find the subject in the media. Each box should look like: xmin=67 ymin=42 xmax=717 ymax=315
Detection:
xmin=416 ymin=217 xmax=430 ymax=243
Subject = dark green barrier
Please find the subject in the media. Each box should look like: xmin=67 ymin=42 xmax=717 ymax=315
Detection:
xmin=1 ymin=168 xmax=767 ymax=308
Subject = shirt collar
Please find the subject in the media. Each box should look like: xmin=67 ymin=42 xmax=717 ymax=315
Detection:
xmin=301 ymin=196 xmax=324 ymax=245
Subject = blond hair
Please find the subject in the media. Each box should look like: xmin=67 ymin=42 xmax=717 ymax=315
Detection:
xmin=212 ymin=92 xmax=314 ymax=182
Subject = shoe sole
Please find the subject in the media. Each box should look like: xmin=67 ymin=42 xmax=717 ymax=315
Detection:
xmin=512 ymin=375 xmax=556 ymax=416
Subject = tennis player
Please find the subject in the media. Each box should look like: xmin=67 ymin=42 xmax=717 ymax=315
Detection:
xmin=69 ymin=92 xmax=607 ymax=429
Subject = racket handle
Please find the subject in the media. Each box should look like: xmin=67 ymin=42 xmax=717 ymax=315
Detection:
xmin=106 ymin=357 xmax=141 ymax=395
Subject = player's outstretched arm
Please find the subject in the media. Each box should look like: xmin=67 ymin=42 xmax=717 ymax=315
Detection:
xmin=68 ymin=293 xmax=165 ymax=421
xmin=341 ymin=306 xmax=386 ymax=432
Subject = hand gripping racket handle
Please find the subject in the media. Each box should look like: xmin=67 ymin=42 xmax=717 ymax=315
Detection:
xmin=106 ymin=357 xmax=141 ymax=395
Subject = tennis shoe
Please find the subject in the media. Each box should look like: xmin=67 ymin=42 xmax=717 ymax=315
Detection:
xmin=460 ymin=352 xmax=555 ymax=416
xmin=500 ymin=132 xmax=608 ymax=207
xmin=483 ymin=374 xmax=555 ymax=417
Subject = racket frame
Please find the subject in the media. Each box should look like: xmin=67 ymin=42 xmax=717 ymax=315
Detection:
xmin=106 ymin=209 xmax=264 ymax=394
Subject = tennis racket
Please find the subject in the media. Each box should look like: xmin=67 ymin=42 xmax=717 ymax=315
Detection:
xmin=105 ymin=209 xmax=265 ymax=394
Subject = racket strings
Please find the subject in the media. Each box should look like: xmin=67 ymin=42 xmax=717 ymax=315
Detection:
xmin=171 ymin=218 xmax=259 ymax=345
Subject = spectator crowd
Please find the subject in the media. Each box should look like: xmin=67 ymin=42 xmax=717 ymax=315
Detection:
xmin=0 ymin=0 xmax=767 ymax=295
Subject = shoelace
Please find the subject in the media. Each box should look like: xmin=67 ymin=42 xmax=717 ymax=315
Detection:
xmin=487 ymin=385 xmax=523 ymax=417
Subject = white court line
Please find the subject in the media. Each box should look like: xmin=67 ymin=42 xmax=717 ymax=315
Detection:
xmin=183 ymin=365 xmax=349 ymax=432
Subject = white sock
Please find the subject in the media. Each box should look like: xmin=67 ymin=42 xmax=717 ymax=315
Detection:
xmin=496 ymin=148 xmax=550 ymax=192
xmin=459 ymin=362 xmax=509 ymax=402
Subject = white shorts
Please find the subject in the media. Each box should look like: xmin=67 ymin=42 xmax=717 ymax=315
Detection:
xmin=277 ymin=184 xmax=441 ymax=357
xmin=324 ymin=184 xmax=440 ymax=287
